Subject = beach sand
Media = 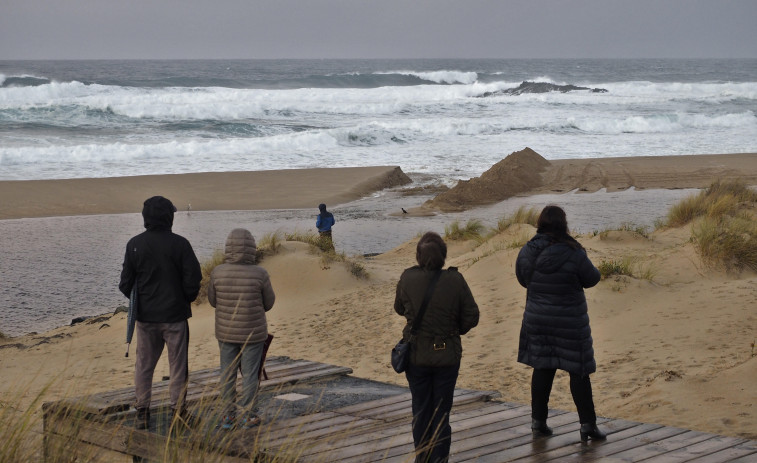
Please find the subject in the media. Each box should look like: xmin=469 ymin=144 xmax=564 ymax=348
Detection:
xmin=1 ymin=153 xmax=756 ymax=453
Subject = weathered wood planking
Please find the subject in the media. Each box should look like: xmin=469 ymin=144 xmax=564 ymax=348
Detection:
xmin=49 ymin=356 xmax=351 ymax=416
xmin=42 ymin=357 xmax=757 ymax=463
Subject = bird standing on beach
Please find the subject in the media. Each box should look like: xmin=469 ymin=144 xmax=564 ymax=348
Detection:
xmin=402 ymin=208 xmax=408 ymax=214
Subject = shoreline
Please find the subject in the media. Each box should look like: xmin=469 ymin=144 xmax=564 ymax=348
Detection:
xmin=0 ymin=166 xmax=411 ymax=220
xmin=1 ymin=153 xmax=756 ymax=220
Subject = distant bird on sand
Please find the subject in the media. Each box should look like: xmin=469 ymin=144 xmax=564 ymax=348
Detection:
xmin=187 ymin=203 xmax=192 ymax=215
xmin=402 ymin=208 xmax=408 ymax=214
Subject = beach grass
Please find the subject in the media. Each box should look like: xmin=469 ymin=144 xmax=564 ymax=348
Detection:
xmin=496 ymin=206 xmax=540 ymax=232
xmin=257 ymin=231 xmax=284 ymax=257
xmin=665 ymin=180 xmax=757 ymax=271
xmin=597 ymin=256 xmax=656 ymax=282
xmin=444 ymin=219 xmax=486 ymax=242
xmin=196 ymin=249 xmax=225 ymax=305
xmin=665 ymin=179 xmax=757 ymax=227
xmin=693 ymin=213 xmax=757 ymax=272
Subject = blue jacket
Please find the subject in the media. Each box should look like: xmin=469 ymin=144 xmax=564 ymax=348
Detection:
xmin=515 ymin=233 xmax=601 ymax=376
xmin=316 ymin=212 xmax=335 ymax=232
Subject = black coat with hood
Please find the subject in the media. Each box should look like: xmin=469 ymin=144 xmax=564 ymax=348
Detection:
xmin=515 ymin=233 xmax=601 ymax=376
xmin=119 ymin=196 xmax=202 ymax=323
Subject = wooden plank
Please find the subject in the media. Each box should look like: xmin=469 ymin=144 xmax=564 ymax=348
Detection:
xmin=261 ymin=416 xmax=377 ymax=448
xmin=456 ymin=418 xmax=648 ymax=463
xmin=683 ymin=440 xmax=757 ymax=463
xmin=298 ymin=400 xmax=535 ymax=463
xmin=47 ymin=358 xmax=351 ymax=417
xmin=540 ymin=424 xmax=691 ymax=462
xmin=605 ymin=429 xmax=722 ymax=462
xmin=451 ymin=412 xmax=591 ymax=462
xmin=450 ymin=409 xmax=575 ymax=460
xmin=641 ymin=435 xmax=751 ymax=463
xmin=260 ymin=365 xmax=354 ymax=388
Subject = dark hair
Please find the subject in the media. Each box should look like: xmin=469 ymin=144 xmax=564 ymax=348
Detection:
xmin=537 ymin=205 xmax=568 ymax=235
xmin=416 ymin=232 xmax=447 ymax=270
xmin=536 ymin=205 xmax=583 ymax=250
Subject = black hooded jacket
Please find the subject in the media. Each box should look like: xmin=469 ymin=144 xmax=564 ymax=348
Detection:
xmin=119 ymin=196 xmax=202 ymax=323
xmin=515 ymin=233 xmax=601 ymax=376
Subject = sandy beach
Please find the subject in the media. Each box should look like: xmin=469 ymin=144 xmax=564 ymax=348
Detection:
xmin=1 ymin=152 xmax=756 ymax=452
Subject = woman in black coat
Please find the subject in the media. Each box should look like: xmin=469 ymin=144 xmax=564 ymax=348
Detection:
xmin=395 ymin=232 xmax=479 ymax=462
xmin=515 ymin=205 xmax=606 ymax=442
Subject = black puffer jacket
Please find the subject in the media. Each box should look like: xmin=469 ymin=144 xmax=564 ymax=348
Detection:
xmin=515 ymin=233 xmax=601 ymax=376
xmin=119 ymin=196 xmax=202 ymax=323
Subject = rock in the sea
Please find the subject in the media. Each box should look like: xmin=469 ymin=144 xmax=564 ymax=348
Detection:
xmin=479 ymin=81 xmax=608 ymax=97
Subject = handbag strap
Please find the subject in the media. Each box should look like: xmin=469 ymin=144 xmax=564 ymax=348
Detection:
xmin=409 ymin=270 xmax=442 ymax=339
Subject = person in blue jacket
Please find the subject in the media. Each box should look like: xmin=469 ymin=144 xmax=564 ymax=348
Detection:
xmin=515 ymin=205 xmax=606 ymax=442
xmin=316 ymin=203 xmax=336 ymax=252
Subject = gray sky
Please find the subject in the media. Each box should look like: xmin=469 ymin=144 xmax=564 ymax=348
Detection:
xmin=2 ymin=0 xmax=756 ymax=60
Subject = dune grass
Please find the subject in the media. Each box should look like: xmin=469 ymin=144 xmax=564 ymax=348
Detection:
xmin=196 ymin=249 xmax=225 ymax=305
xmin=444 ymin=219 xmax=486 ymax=241
xmin=600 ymin=222 xmax=650 ymax=239
xmin=665 ymin=180 xmax=757 ymax=272
xmin=597 ymin=256 xmax=656 ymax=281
xmin=496 ymin=206 xmax=540 ymax=232
xmin=692 ymin=213 xmax=757 ymax=272
xmin=665 ymin=179 xmax=757 ymax=227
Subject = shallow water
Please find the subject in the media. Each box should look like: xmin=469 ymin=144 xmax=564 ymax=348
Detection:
xmin=0 ymin=187 xmax=696 ymax=337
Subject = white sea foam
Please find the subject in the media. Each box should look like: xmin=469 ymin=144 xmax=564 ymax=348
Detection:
xmin=377 ymin=70 xmax=479 ymax=85
xmin=2 ymin=69 xmax=756 ymax=181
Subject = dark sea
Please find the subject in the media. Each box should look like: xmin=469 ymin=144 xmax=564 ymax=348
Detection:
xmin=0 ymin=59 xmax=755 ymax=336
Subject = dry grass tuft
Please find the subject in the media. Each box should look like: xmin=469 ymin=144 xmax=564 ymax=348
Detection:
xmin=664 ymin=180 xmax=757 ymax=272
xmin=665 ymin=179 xmax=757 ymax=227
xmin=496 ymin=206 xmax=540 ymax=232
xmin=444 ymin=219 xmax=486 ymax=242
xmin=196 ymin=249 xmax=225 ymax=305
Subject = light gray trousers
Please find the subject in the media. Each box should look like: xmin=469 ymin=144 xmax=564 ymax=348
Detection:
xmin=218 ymin=340 xmax=265 ymax=416
xmin=134 ymin=320 xmax=189 ymax=410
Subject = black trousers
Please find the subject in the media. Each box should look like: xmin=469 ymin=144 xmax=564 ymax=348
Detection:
xmin=406 ymin=363 xmax=460 ymax=463
xmin=531 ymin=368 xmax=597 ymax=424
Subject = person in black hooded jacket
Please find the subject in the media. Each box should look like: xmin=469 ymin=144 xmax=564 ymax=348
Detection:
xmin=515 ymin=205 xmax=606 ymax=442
xmin=119 ymin=196 xmax=202 ymax=429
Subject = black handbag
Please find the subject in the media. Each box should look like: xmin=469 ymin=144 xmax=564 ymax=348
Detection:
xmin=391 ymin=270 xmax=442 ymax=373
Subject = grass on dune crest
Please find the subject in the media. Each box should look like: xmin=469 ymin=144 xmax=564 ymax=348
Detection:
xmin=665 ymin=179 xmax=757 ymax=227
xmin=666 ymin=180 xmax=757 ymax=272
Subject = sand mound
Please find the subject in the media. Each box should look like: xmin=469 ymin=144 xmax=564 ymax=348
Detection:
xmin=424 ymin=148 xmax=551 ymax=211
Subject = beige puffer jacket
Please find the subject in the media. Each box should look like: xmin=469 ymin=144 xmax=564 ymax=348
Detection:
xmin=209 ymin=228 xmax=275 ymax=345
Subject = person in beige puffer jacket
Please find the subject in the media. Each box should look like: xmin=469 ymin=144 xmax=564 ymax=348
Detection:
xmin=208 ymin=228 xmax=275 ymax=429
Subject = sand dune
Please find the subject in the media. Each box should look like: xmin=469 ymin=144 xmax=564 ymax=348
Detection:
xmin=1 ymin=152 xmax=756 ymax=453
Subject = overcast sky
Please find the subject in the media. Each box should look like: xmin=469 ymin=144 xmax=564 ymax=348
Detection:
xmin=2 ymin=0 xmax=756 ymax=60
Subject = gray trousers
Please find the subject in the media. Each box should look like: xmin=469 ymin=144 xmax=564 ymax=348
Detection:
xmin=218 ymin=340 xmax=265 ymax=416
xmin=134 ymin=320 xmax=189 ymax=410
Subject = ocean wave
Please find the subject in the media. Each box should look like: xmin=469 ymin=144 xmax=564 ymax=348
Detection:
xmin=375 ymin=70 xmax=478 ymax=85
xmin=568 ymin=111 xmax=756 ymax=134
xmin=0 ymin=73 xmax=52 ymax=88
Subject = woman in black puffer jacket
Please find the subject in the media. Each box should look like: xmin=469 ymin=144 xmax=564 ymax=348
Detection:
xmin=515 ymin=205 xmax=606 ymax=442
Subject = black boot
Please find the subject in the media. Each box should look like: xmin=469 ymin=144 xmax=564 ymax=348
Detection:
xmin=531 ymin=418 xmax=553 ymax=436
xmin=579 ymin=422 xmax=606 ymax=442
xmin=135 ymin=408 xmax=150 ymax=430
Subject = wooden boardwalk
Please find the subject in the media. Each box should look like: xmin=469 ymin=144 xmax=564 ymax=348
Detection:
xmin=43 ymin=357 xmax=757 ymax=462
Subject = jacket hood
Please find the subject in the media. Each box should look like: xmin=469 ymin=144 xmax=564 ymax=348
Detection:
xmin=526 ymin=234 xmax=575 ymax=274
xmin=142 ymin=196 xmax=176 ymax=231
xmin=224 ymin=228 xmax=257 ymax=264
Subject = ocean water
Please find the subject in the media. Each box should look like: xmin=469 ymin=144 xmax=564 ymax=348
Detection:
xmin=1 ymin=59 xmax=756 ymax=183
xmin=1 ymin=58 xmax=756 ymax=337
